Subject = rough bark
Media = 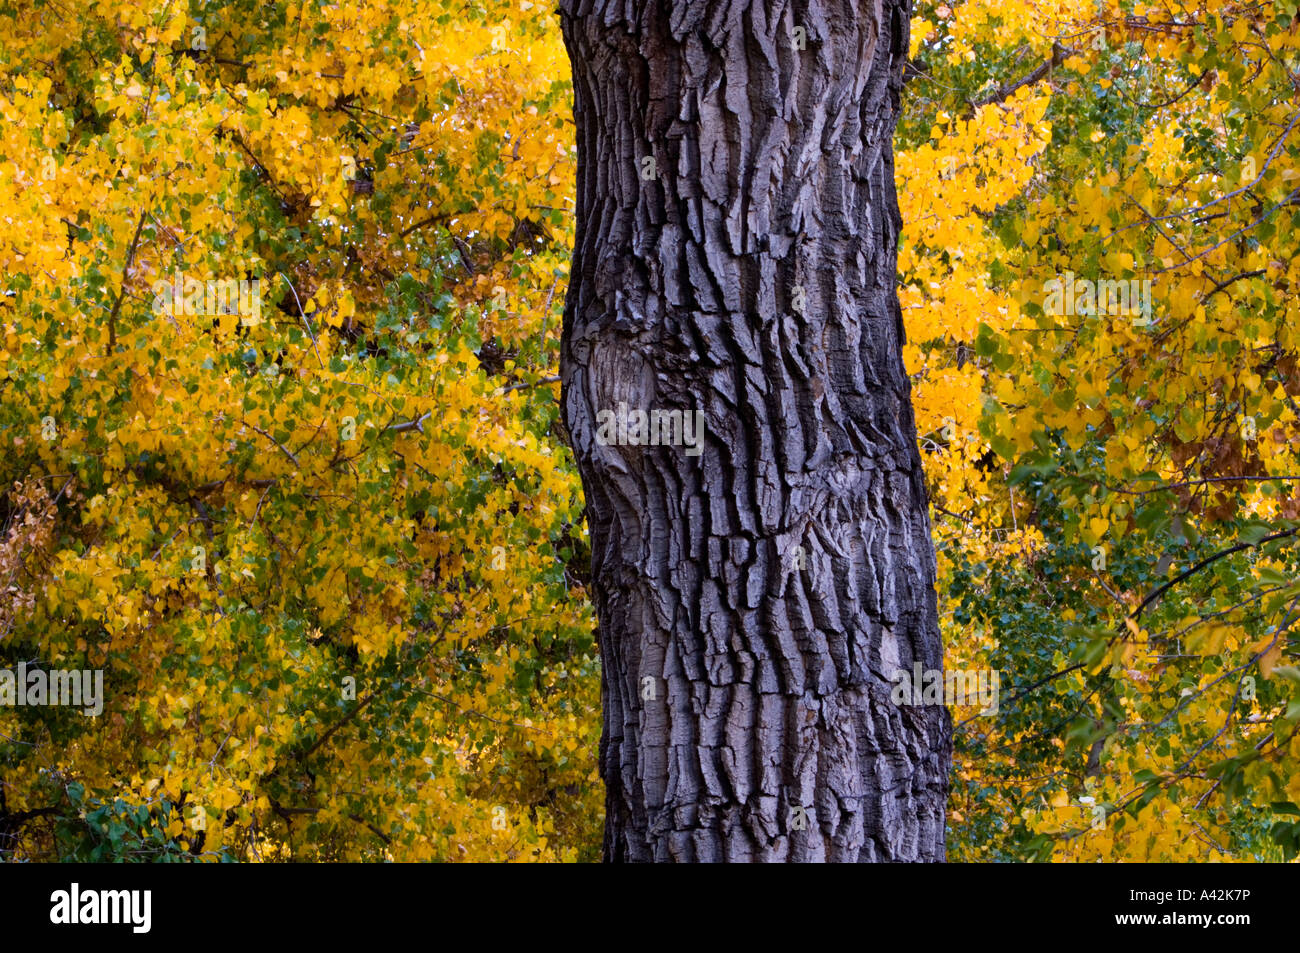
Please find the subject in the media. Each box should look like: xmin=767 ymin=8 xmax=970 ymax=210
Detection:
xmin=558 ymin=0 xmax=951 ymax=862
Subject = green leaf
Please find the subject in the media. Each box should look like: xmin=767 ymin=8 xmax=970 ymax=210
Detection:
xmin=1239 ymin=522 xmax=1274 ymax=546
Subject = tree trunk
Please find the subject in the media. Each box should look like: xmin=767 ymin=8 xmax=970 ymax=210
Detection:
xmin=558 ymin=0 xmax=950 ymax=862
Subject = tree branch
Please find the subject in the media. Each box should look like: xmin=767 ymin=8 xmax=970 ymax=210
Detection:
xmin=968 ymin=42 xmax=1076 ymax=113
xmin=1133 ymin=527 xmax=1298 ymax=621
xmin=105 ymin=210 xmax=148 ymax=356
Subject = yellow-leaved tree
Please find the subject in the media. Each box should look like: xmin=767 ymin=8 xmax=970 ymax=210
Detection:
xmin=0 ymin=0 xmax=599 ymax=861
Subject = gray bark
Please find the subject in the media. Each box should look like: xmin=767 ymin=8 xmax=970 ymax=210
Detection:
xmin=558 ymin=0 xmax=950 ymax=862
